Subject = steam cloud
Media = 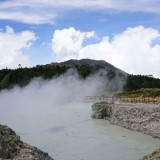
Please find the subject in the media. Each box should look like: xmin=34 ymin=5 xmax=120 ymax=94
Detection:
xmin=0 ymin=69 xmax=106 ymax=106
xmin=0 ymin=68 xmax=126 ymax=157
xmin=0 ymin=69 xmax=125 ymax=105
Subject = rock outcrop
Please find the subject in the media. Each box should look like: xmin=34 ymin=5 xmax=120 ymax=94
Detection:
xmin=91 ymin=102 xmax=112 ymax=119
xmin=142 ymin=149 xmax=160 ymax=160
xmin=0 ymin=125 xmax=54 ymax=160
xmin=92 ymin=102 xmax=160 ymax=159
xmin=92 ymin=102 xmax=160 ymax=139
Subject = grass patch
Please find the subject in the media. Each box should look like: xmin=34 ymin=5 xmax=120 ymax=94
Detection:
xmin=117 ymin=88 xmax=160 ymax=97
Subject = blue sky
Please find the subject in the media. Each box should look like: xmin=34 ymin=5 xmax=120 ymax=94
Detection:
xmin=0 ymin=0 xmax=160 ymax=77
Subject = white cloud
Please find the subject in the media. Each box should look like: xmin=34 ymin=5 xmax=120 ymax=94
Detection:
xmin=52 ymin=26 xmax=160 ymax=78
xmin=0 ymin=11 xmax=56 ymax=25
xmin=52 ymin=27 xmax=95 ymax=61
xmin=0 ymin=26 xmax=36 ymax=69
xmin=0 ymin=0 xmax=160 ymax=24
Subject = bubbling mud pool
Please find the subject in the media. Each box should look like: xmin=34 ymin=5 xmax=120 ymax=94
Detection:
xmin=1 ymin=102 xmax=160 ymax=160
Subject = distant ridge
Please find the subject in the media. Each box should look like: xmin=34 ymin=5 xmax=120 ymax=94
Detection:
xmin=49 ymin=58 xmax=127 ymax=75
xmin=0 ymin=58 xmax=127 ymax=91
xmin=1 ymin=59 xmax=159 ymax=91
xmin=62 ymin=59 xmax=113 ymax=67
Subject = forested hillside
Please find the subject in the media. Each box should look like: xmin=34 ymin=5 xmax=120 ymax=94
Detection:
xmin=124 ymin=74 xmax=160 ymax=91
xmin=0 ymin=59 xmax=126 ymax=90
xmin=0 ymin=59 xmax=160 ymax=92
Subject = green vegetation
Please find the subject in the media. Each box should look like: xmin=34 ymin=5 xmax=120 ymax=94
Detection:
xmin=120 ymin=75 xmax=160 ymax=97
xmin=124 ymin=74 xmax=160 ymax=91
xmin=0 ymin=64 xmax=95 ymax=90
xmin=0 ymin=60 xmax=160 ymax=93
xmin=0 ymin=66 xmax=63 ymax=90
xmin=76 ymin=64 xmax=93 ymax=78
xmin=118 ymin=88 xmax=160 ymax=97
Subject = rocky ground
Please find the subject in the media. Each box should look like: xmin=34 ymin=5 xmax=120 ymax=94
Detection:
xmin=142 ymin=149 xmax=160 ymax=160
xmin=0 ymin=124 xmax=54 ymax=160
xmin=92 ymin=102 xmax=160 ymax=138
xmin=91 ymin=101 xmax=160 ymax=160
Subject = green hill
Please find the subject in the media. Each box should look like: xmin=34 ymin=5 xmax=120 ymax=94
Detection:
xmin=0 ymin=59 xmax=126 ymax=91
xmin=0 ymin=59 xmax=160 ymax=92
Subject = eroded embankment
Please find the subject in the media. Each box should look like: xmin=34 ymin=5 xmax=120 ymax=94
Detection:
xmin=92 ymin=102 xmax=160 ymax=160
xmin=92 ymin=102 xmax=160 ymax=139
xmin=0 ymin=124 xmax=54 ymax=160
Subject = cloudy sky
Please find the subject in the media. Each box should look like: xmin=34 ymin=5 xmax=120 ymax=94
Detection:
xmin=0 ymin=0 xmax=160 ymax=77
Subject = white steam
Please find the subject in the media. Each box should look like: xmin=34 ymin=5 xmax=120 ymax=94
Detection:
xmin=0 ymin=68 xmax=127 ymax=126
xmin=0 ymin=68 xmax=125 ymax=155
xmin=0 ymin=69 xmax=105 ymax=108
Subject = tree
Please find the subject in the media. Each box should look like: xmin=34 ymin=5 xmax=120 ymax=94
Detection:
xmin=0 ymin=74 xmax=11 ymax=89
